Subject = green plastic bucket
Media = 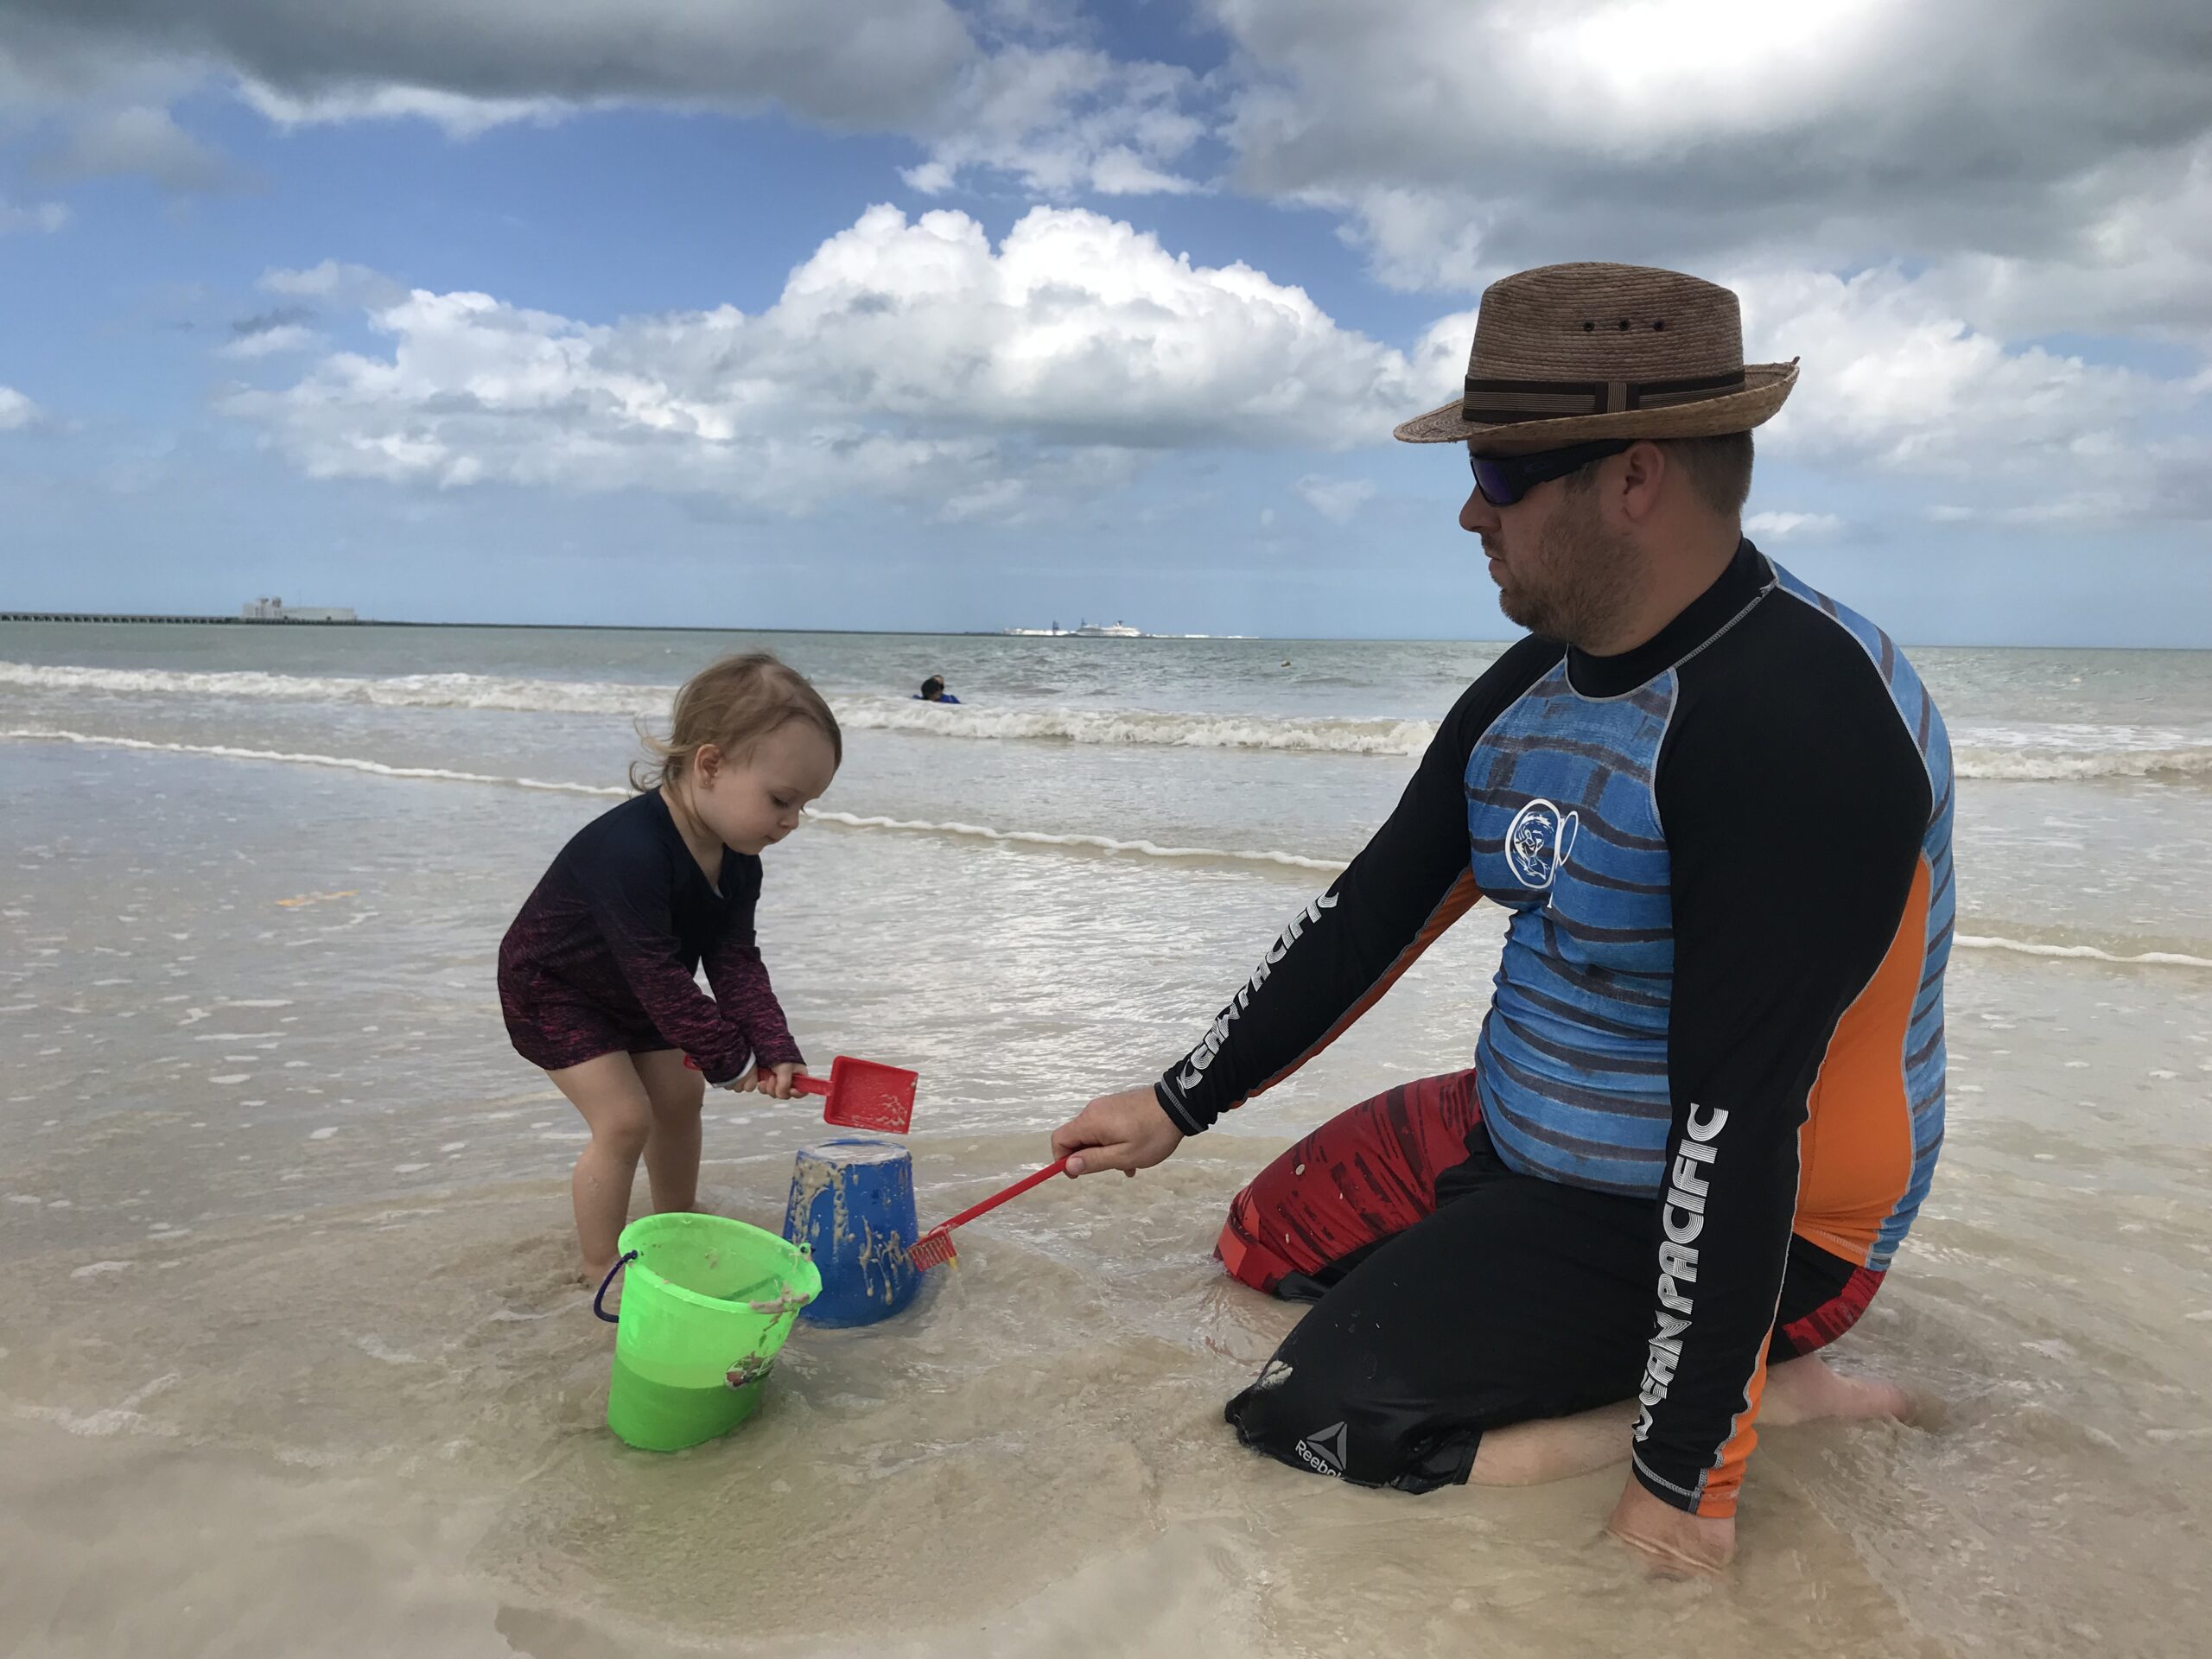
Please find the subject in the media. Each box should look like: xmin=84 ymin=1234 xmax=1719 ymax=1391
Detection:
xmin=594 ymin=1212 xmax=820 ymax=1452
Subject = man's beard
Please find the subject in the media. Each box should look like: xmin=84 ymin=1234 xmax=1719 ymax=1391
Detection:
xmin=1493 ymin=488 xmax=1643 ymax=649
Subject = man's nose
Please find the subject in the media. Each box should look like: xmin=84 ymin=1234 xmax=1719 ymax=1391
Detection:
xmin=1460 ymin=484 xmax=1500 ymax=537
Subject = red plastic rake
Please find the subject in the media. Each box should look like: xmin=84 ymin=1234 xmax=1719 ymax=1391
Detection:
xmin=907 ymin=1155 xmax=1072 ymax=1272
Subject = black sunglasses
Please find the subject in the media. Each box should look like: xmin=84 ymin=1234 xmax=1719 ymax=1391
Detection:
xmin=1469 ymin=439 xmax=1632 ymax=507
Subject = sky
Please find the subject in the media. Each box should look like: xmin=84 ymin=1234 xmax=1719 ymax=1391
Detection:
xmin=1 ymin=1 xmax=2209 ymax=644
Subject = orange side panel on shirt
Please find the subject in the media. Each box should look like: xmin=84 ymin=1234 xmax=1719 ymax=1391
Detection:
xmin=1791 ymin=855 xmax=1931 ymax=1268
xmin=1695 ymin=1336 xmax=1771 ymax=1518
xmin=1705 ymin=856 xmax=1932 ymax=1516
xmin=1248 ymin=869 xmax=1484 ymax=1100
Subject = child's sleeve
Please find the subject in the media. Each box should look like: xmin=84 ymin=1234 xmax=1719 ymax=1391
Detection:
xmin=703 ymin=940 xmax=804 ymax=1071
xmin=702 ymin=861 xmax=802 ymax=1071
xmin=581 ymin=849 xmax=754 ymax=1084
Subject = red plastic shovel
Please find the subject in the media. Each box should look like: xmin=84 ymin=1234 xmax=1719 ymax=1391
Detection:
xmin=908 ymin=1155 xmax=1072 ymax=1272
xmin=792 ymin=1056 xmax=918 ymax=1134
xmin=684 ymin=1053 xmax=918 ymax=1134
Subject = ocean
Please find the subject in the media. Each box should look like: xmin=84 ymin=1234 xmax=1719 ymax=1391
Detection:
xmin=3 ymin=620 xmax=2210 ymax=1656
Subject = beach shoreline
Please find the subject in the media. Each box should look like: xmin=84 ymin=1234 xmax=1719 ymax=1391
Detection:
xmin=5 ymin=626 xmax=2210 ymax=1656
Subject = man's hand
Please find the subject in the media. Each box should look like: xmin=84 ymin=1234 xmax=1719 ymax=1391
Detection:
xmin=1604 ymin=1477 xmax=1735 ymax=1575
xmin=1051 ymin=1085 xmax=1185 ymax=1178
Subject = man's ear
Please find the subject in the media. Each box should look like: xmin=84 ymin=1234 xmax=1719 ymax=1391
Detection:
xmin=1617 ymin=441 xmax=1669 ymax=524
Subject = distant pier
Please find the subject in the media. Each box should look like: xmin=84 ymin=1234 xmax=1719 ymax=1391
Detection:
xmin=1 ymin=611 xmax=365 ymax=626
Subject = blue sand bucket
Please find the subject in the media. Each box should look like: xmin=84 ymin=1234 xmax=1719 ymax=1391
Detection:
xmin=781 ymin=1136 xmax=921 ymax=1326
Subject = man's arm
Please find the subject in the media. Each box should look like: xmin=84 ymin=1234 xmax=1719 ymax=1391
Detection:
xmin=1152 ymin=637 xmax=1564 ymax=1135
xmin=1626 ymin=630 xmax=1932 ymax=1521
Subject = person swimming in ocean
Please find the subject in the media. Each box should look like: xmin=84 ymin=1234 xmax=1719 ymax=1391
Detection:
xmin=915 ymin=675 xmax=961 ymax=704
xmin=1053 ymin=262 xmax=1949 ymax=1575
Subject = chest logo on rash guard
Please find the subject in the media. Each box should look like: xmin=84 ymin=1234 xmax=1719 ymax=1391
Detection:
xmin=1504 ymin=798 xmax=1580 ymax=890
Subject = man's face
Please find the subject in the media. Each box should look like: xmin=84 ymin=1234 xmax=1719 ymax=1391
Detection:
xmin=1459 ymin=458 xmax=1641 ymax=647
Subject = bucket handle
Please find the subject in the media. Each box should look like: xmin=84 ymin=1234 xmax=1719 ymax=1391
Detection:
xmin=593 ymin=1249 xmax=639 ymax=1324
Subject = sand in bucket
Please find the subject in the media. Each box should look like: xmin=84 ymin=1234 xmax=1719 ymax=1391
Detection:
xmin=596 ymin=1212 xmax=820 ymax=1452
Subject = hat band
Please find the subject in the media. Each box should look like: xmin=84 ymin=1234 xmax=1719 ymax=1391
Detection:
xmin=1459 ymin=369 xmax=1747 ymax=424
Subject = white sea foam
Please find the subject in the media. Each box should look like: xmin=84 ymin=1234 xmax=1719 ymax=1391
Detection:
xmin=832 ymin=695 xmax=1441 ymax=757
xmin=0 ymin=727 xmax=627 ymax=798
xmin=0 ymin=659 xmax=671 ymax=718
xmin=1953 ymin=725 xmax=2212 ymax=782
xmin=2 ymin=728 xmax=1345 ymax=873
xmin=0 ymin=660 xmax=1438 ymax=756
xmin=807 ymin=810 xmax=1350 ymax=873
xmin=1953 ymin=935 xmax=2212 ymax=970
xmin=9 ymin=660 xmax=2212 ymax=774
xmin=8 ymin=724 xmax=2209 ymax=969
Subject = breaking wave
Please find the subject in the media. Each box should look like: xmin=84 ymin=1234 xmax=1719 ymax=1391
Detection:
xmin=7 ymin=725 xmax=2208 ymax=967
xmin=11 ymin=661 xmax=2210 ymax=775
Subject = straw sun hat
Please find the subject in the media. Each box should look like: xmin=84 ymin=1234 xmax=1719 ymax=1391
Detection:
xmin=1394 ymin=262 xmax=1796 ymax=454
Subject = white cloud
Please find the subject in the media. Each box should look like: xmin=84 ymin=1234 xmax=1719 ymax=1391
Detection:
xmin=902 ymin=47 xmax=1208 ymax=198
xmin=1726 ymin=264 xmax=2212 ymax=524
xmin=238 ymin=80 xmax=564 ymax=138
xmin=1745 ymin=511 xmax=1845 ymax=541
xmin=264 ymin=261 xmax=372 ymax=296
xmin=1294 ymin=474 xmax=1376 ymax=524
xmin=900 ymin=160 xmax=959 ymax=194
xmin=219 ymin=324 xmax=321 ymax=359
xmin=0 ymin=386 xmax=43 ymax=430
xmin=1373 ymin=264 xmax=2210 ymax=527
xmin=259 ymin=260 xmax=406 ymax=307
xmin=39 ymin=105 xmax=234 ymax=192
xmin=225 ymin=205 xmax=1423 ymax=518
xmin=1209 ymin=1 xmax=2212 ymax=283
xmin=1910 ymin=138 xmax=2212 ymax=347
xmin=1739 ymin=265 xmax=2185 ymax=469
xmin=0 ymin=197 xmax=70 ymax=233
xmin=10 ymin=3 xmax=2210 ymax=537
xmin=6 ymin=7 xmax=1208 ymax=200
xmin=1 ymin=1 xmax=978 ymax=132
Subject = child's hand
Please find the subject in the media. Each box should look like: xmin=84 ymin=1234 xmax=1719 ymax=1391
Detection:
xmin=760 ymin=1062 xmax=807 ymax=1101
xmin=720 ymin=1065 xmax=758 ymax=1094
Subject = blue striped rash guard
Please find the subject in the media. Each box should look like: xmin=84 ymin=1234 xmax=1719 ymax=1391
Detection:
xmin=1155 ymin=539 xmax=1955 ymax=1514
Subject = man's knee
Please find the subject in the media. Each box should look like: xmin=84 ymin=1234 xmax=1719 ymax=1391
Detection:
xmin=1224 ymin=1357 xmax=1362 ymax=1478
xmin=1224 ymin=1356 xmax=1478 ymax=1493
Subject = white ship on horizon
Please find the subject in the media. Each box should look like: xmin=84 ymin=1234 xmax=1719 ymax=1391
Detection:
xmin=1000 ymin=619 xmax=1147 ymax=638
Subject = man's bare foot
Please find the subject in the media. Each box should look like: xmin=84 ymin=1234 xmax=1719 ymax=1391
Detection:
xmin=1762 ymin=1354 xmax=1916 ymax=1427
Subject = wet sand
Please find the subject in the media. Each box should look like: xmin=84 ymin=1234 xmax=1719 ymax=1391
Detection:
xmin=7 ymin=1083 xmax=2211 ymax=1657
xmin=6 ymin=664 xmax=2212 ymax=1655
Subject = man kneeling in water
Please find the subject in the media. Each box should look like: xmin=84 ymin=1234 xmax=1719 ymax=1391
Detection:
xmin=1052 ymin=263 xmax=1951 ymax=1573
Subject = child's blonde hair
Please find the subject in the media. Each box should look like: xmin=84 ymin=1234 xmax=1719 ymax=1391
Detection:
xmin=632 ymin=652 xmax=842 ymax=792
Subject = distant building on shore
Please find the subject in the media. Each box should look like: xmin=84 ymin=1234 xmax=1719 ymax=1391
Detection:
xmin=243 ymin=596 xmax=357 ymax=622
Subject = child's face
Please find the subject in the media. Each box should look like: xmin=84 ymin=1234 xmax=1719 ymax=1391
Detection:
xmin=693 ymin=723 xmax=837 ymax=855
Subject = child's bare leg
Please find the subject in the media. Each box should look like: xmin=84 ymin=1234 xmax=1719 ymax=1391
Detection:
xmin=547 ymin=1052 xmax=654 ymax=1284
xmin=634 ymin=1047 xmax=705 ymax=1216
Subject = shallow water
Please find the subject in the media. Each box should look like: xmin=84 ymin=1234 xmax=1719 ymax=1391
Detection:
xmin=4 ymin=623 xmax=2212 ymax=1655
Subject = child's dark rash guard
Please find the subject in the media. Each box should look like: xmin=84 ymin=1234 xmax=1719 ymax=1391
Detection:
xmin=499 ymin=790 xmax=803 ymax=1084
xmin=1157 ymin=540 xmax=1954 ymax=1516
